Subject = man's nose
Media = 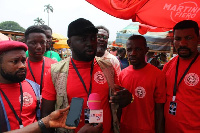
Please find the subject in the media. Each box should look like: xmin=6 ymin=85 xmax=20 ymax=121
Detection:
xmin=179 ymin=38 xmax=187 ymax=46
xmin=35 ymin=43 xmax=42 ymax=49
xmin=19 ymin=61 xmax=26 ymax=69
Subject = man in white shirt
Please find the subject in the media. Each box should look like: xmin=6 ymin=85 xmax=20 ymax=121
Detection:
xmin=96 ymin=25 xmax=121 ymax=76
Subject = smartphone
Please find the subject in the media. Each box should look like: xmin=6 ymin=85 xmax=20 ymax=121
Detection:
xmin=66 ymin=97 xmax=84 ymax=127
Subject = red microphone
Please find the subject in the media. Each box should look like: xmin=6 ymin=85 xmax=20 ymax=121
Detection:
xmin=86 ymin=93 xmax=103 ymax=125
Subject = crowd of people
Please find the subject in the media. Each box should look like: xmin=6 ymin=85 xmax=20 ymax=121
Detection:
xmin=0 ymin=18 xmax=199 ymax=133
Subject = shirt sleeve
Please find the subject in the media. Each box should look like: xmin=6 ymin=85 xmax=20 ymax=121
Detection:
xmin=154 ymin=71 xmax=166 ymax=103
xmin=52 ymin=52 xmax=61 ymax=62
xmin=42 ymin=69 xmax=56 ymax=100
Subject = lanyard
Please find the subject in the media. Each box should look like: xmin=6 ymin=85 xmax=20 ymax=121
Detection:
xmin=71 ymin=58 xmax=94 ymax=98
xmin=27 ymin=58 xmax=45 ymax=94
xmin=0 ymin=82 xmax=23 ymax=128
xmin=173 ymin=53 xmax=199 ymax=101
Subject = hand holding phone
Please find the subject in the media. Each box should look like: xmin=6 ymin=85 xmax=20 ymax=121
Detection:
xmin=66 ymin=97 xmax=84 ymax=127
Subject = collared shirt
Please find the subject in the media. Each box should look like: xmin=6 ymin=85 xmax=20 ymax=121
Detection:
xmin=100 ymin=50 xmax=121 ymax=77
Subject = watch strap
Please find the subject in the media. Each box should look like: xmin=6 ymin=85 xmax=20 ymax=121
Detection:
xmin=131 ymin=94 xmax=134 ymax=103
xmin=38 ymin=119 xmax=48 ymax=133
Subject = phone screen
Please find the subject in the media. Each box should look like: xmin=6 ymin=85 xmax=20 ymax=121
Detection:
xmin=66 ymin=97 xmax=84 ymax=127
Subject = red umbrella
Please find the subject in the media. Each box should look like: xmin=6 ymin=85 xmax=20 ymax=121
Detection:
xmin=86 ymin=0 xmax=200 ymax=34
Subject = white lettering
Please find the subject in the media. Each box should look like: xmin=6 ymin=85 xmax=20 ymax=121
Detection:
xmin=175 ymin=12 xmax=181 ymax=17
xmin=186 ymin=13 xmax=192 ymax=18
xmin=183 ymin=6 xmax=190 ymax=12
xmin=176 ymin=6 xmax=184 ymax=12
xmin=191 ymin=7 xmax=198 ymax=13
xmin=163 ymin=2 xmax=200 ymax=21
xmin=188 ymin=7 xmax=192 ymax=12
xmin=191 ymin=14 xmax=196 ymax=18
xmin=196 ymin=8 xmax=200 ymax=13
xmin=163 ymin=3 xmax=171 ymax=10
xmin=182 ymin=13 xmax=187 ymax=17
xmin=174 ymin=12 xmax=196 ymax=19
xmin=170 ymin=5 xmax=177 ymax=11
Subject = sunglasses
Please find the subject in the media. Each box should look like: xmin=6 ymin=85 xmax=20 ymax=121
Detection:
xmin=97 ymin=34 xmax=108 ymax=40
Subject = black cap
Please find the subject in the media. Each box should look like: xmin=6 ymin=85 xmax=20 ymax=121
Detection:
xmin=67 ymin=18 xmax=98 ymax=38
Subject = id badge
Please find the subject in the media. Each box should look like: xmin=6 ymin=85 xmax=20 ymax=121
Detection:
xmin=84 ymin=108 xmax=90 ymax=124
xmin=169 ymin=101 xmax=177 ymax=115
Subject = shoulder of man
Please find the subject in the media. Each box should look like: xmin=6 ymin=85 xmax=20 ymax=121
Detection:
xmin=95 ymin=56 xmax=113 ymax=68
xmin=162 ymin=55 xmax=178 ymax=73
xmin=44 ymin=56 xmax=58 ymax=64
xmin=51 ymin=57 xmax=70 ymax=73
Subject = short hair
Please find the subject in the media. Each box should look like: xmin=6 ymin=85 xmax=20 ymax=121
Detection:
xmin=110 ymin=47 xmax=117 ymax=52
xmin=128 ymin=35 xmax=147 ymax=47
xmin=40 ymin=25 xmax=52 ymax=33
xmin=96 ymin=25 xmax=109 ymax=36
xmin=24 ymin=25 xmax=46 ymax=42
xmin=117 ymin=48 xmax=126 ymax=54
xmin=173 ymin=20 xmax=199 ymax=37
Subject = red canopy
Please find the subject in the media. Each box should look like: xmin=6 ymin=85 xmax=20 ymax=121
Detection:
xmin=86 ymin=0 xmax=200 ymax=34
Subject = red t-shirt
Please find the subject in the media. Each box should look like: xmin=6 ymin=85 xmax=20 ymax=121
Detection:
xmin=42 ymin=58 xmax=118 ymax=133
xmin=119 ymin=64 xmax=166 ymax=133
xmin=26 ymin=57 xmax=57 ymax=88
xmin=163 ymin=55 xmax=200 ymax=133
xmin=0 ymin=80 xmax=37 ymax=130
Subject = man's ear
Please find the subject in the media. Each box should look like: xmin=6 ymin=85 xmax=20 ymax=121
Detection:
xmin=145 ymin=47 xmax=149 ymax=54
xmin=67 ymin=38 xmax=71 ymax=48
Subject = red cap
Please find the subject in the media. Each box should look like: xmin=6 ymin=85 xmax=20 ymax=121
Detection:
xmin=0 ymin=40 xmax=28 ymax=55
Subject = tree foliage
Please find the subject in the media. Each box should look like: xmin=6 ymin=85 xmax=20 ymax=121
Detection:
xmin=44 ymin=4 xmax=53 ymax=26
xmin=34 ymin=17 xmax=45 ymax=25
xmin=44 ymin=4 xmax=53 ymax=13
xmin=0 ymin=21 xmax=25 ymax=32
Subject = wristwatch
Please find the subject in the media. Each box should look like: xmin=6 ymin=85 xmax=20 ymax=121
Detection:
xmin=131 ymin=94 xmax=134 ymax=103
xmin=38 ymin=119 xmax=48 ymax=133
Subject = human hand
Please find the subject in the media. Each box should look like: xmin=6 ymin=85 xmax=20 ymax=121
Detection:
xmin=78 ymin=123 xmax=103 ymax=133
xmin=109 ymin=84 xmax=133 ymax=108
xmin=43 ymin=106 xmax=76 ymax=130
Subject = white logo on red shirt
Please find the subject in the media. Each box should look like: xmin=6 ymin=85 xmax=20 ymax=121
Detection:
xmin=135 ymin=86 xmax=146 ymax=98
xmin=94 ymin=71 xmax=107 ymax=84
xmin=184 ymin=73 xmax=199 ymax=86
xmin=19 ymin=92 xmax=33 ymax=107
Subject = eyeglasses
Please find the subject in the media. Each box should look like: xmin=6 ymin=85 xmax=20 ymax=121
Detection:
xmin=97 ymin=34 xmax=109 ymax=40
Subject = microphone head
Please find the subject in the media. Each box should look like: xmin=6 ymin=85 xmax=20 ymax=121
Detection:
xmin=88 ymin=93 xmax=101 ymax=110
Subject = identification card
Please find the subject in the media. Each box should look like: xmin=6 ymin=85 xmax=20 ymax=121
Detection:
xmin=169 ymin=101 xmax=177 ymax=115
xmin=84 ymin=108 xmax=90 ymax=124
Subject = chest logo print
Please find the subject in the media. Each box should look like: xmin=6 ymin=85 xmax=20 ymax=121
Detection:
xmin=19 ymin=92 xmax=33 ymax=107
xmin=94 ymin=71 xmax=107 ymax=84
xmin=135 ymin=86 xmax=146 ymax=98
xmin=184 ymin=73 xmax=199 ymax=86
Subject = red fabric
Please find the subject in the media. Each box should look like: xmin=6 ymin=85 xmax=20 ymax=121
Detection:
xmin=0 ymin=80 xmax=37 ymax=130
xmin=86 ymin=0 xmax=200 ymax=33
xmin=119 ymin=64 xmax=166 ymax=133
xmin=0 ymin=41 xmax=28 ymax=55
xmin=42 ymin=58 xmax=118 ymax=133
xmin=26 ymin=57 xmax=57 ymax=87
xmin=163 ymin=55 xmax=200 ymax=132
